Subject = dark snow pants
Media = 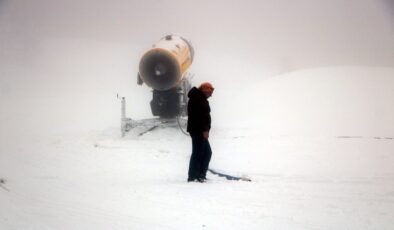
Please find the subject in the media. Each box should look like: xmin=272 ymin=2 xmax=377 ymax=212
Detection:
xmin=188 ymin=134 xmax=212 ymax=180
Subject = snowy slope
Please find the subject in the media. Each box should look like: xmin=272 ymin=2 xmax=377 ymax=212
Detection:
xmin=1 ymin=67 xmax=394 ymax=229
xmin=214 ymin=66 xmax=394 ymax=137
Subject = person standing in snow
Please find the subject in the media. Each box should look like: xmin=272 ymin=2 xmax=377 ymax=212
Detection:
xmin=187 ymin=82 xmax=214 ymax=182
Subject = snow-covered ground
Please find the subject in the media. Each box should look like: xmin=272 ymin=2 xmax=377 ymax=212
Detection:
xmin=1 ymin=66 xmax=393 ymax=229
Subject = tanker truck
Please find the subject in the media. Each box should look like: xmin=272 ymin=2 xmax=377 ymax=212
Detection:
xmin=138 ymin=34 xmax=194 ymax=118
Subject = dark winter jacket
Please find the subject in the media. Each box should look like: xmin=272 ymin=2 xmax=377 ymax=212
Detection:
xmin=187 ymin=87 xmax=211 ymax=136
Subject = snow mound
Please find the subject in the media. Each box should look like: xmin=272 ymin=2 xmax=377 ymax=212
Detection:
xmin=218 ymin=66 xmax=394 ymax=137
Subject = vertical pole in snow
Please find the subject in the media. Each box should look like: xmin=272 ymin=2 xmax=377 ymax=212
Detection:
xmin=121 ymin=97 xmax=126 ymax=138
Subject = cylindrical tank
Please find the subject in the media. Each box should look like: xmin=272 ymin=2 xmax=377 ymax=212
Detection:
xmin=139 ymin=34 xmax=194 ymax=91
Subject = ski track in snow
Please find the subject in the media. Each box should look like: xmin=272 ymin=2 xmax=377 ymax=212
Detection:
xmin=1 ymin=126 xmax=394 ymax=230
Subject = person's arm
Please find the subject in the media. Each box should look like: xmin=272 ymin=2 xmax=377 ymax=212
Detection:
xmin=201 ymin=101 xmax=211 ymax=139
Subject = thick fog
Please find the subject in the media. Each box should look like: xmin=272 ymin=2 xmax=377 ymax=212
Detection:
xmin=0 ymin=0 xmax=393 ymax=134
xmin=1 ymin=0 xmax=393 ymax=68
xmin=1 ymin=2 xmax=394 ymax=229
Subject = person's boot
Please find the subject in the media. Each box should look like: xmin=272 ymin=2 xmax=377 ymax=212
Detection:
xmin=199 ymin=175 xmax=207 ymax=182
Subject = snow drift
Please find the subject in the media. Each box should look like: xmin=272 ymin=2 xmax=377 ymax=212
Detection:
xmin=214 ymin=66 xmax=394 ymax=137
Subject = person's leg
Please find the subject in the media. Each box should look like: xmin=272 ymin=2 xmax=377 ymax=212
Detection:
xmin=199 ymin=139 xmax=212 ymax=180
xmin=188 ymin=135 xmax=204 ymax=181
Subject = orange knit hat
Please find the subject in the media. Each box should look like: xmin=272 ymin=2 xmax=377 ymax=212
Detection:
xmin=199 ymin=82 xmax=214 ymax=90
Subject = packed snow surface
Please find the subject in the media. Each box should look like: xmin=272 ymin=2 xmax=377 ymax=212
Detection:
xmin=1 ymin=67 xmax=394 ymax=229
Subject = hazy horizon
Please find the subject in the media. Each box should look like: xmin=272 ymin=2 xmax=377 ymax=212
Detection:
xmin=1 ymin=0 xmax=393 ymax=73
xmin=1 ymin=0 xmax=393 ymax=133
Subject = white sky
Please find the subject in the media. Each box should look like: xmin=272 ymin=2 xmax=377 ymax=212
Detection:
xmin=1 ymin=0 xmax=393 ymax=72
